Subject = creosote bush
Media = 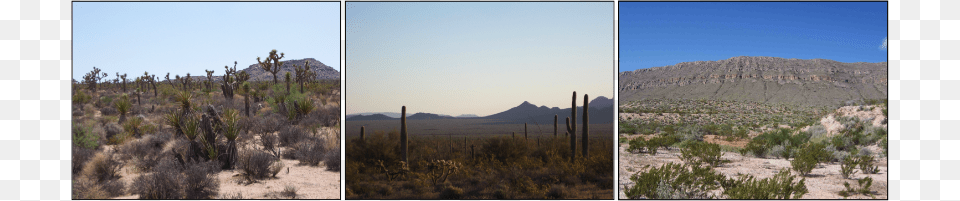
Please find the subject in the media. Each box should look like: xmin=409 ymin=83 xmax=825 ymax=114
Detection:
xmin=722 ymin=169 xmax=808 ymax=199
xmin=625 ymin=162 xmax=725 ymax=199
xmin=680 ymin=141 xmax=726 ymax=167
xmin=237 ymin=149 xmax=279 ymax=180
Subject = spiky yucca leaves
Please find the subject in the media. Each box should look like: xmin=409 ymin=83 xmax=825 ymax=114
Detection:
xmin=114 ymin=93 xmax=132 ymax=123
xmin=123 ymin=116 xmax=144 ymax=138
xmin=163 ymin=111 xmax=183 ymax=136
xmin=175 ymin=90 xmax=193 ymax=112
xmin=221 ymin=108 xmax=241 ymax=169
xmin=182 ymin=114 xmax=201 ymax=141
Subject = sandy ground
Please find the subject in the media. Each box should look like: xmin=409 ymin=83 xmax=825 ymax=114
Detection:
xmin=618 ymin=142 xmax=887 ymax=199
xmin=215 ymin=159 xmax=340 ymax=199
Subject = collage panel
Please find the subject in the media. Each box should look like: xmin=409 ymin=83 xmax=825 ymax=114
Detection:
xmin=617 ymin=1 xmax=888 ymax=199
xmin=70 ymin=2 xmax=342 ymax=199
xmin=345 ymin=2 xmax=615 ymax=200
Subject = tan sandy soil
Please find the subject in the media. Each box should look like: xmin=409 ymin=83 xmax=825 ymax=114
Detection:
xmin=216 ymin=159 xmax=340 ymax=199
xmin=618 ymin=144 xmax=887 ymax=199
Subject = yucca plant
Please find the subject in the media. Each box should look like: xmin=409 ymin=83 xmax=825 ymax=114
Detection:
xmin=175 ymin=90 xmax=193 ymax=112
xmin=221 ymin=109 xmax=241 ymax=169
xmin=163 ymin=111 xmax=183 ymax=136
xmin=115 ymin=93 xmax=131 ymax=123
xmin=123 ymin=116 xmax=144 ymax=138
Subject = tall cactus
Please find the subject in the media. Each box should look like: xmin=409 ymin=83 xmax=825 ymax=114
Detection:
xmin=554 ymin=115 xmax=558 ymax=138
xmin=524 ymin=123 xmax=528 ymax=140
xmin=582 ymin=94 xmax=589 ymax=158
xmin=565 ymin=91 xmax=577 ymax=161
xmin=401 ymin=106 xmax=408 ymax=163
xmin=360 ymin=126 xmax=365 ymax=142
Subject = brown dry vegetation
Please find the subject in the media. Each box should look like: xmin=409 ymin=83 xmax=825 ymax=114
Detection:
xmin=71 ymin=63 xmax=341 ymax=199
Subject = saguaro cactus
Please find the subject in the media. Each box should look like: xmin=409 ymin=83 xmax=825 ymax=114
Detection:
xmin=582 ymin=94 xmax=589 ymax=158
xmin=524 ymin=123 xmax=528 ymax=140
xmin=401 ymin=106 xmax=408 ymax=163
xmin=565 ymin=91 xmax=577 ymax=161
xmin=554 ymin=115 xmax=558 ymax=138
xmin=360 ymin=126 xmax=365 ymax=142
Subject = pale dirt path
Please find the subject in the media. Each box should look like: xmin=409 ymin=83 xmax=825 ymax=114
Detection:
xmin=217 ymin=159 xmax=341 ymax=199
xmin=618 ymin=142 xmax=887 ymax=199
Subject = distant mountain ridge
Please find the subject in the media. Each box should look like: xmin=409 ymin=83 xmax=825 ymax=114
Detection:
xmin=619 ymin=56 xmax=887 ymax=107
xmin=346 ymin=96 xmax=615 ymax=124
xmin=184 ymin=58 xmax=339 ymax=82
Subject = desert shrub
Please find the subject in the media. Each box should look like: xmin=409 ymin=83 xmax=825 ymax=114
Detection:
xmin=839 ymin=177 xmax=874 ymax=198
xmin=439 ymin=185 xmax=464 ymax=199
xmin=280 ymin=185 xmax=298 ymax=198
xmin=100 ymin=106 xmax=118 ymax=116
xmin=80 ymin=152 xmax=122 ymax=183
xmin=481 ymin=136 xmax=530 ymax=163
xmin=346 ymin=130 xmax=399 ymax=168
xmin=680 ymin=125 xmax=705 ymax=142
xmin=278 ymin=126 xmax=310 ymax=147
xmin=292 ymin=139 xmax=326 ymax=166
xmin=680 ymin=141 xmax=725 ymax=167
xmin=237 ymin=149 xmax=278 ymax=180
xmin=72 ymin=146 xmax=96 ymax=175
xmin=324 ymin=148 xmax=341 ymax=171
xmin=742 ymin=138 xmax=769 ymax=157
xmin=840 ymin=156 xmax=858 ymax=179
xmin=253 ymin=113 xmax=283 ymax=134
xmin=858 ymin=155 xmax=879 ymax=174
xmin=73 ymin=122 xmax=99 ymax=149
xmin=104 ymin=122 xmax=125 ymax=145
xmin=72 ymin=178 xmax=109 ymax=199
xmin=131 ymin=159 xmax=182 ymax=199
xmin=545 ymin=185 xmax=570 ymax=199
xmin=626 ymin=137 xmax=647 ymax=153
xmin=182 ymin=160 xmax=221 ymax=199
xmin=119 ymin=133 xmax=169 ymax=171
xmin=722 ymin=169 xmax=808 ymax=199
xmin=790 ymin=143 xmax=826 ymax=177
xmin=624 ymin=163 xmax=725 ymax=199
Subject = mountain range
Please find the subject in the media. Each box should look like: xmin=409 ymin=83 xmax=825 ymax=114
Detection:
xmin=186 ymin=58 xmax=339 ymax=82
xmin=619 ymin=56 xmax=887 ymax=107
xmin=346 ymin=96 xmax=615 ymax=124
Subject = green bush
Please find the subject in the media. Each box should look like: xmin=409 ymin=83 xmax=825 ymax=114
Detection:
xmin=627 ymin=137 xmax=647 ymax=153
xmin=840 ymin=156 xmax=857 ymax=179
xmin=624 ymin=163 xmax=725 ymax=199
xmin=72 ymin=122 xmax=99 ymax=149
xmin=680 ymin=141 xmax=725 ymax=167
xmin=839 ymin=177 xmax=874 ymax=198
xmin=722 ymin=169 xmax=808 ymax=199
xmin=790 ymin=143 xmax=826 ymax=177
xmin=858 ymin=155 xmax=879 ymax=174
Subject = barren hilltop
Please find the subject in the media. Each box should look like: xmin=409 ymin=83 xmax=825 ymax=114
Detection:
xmin=619 ymin=56 xmax=887 ymax=107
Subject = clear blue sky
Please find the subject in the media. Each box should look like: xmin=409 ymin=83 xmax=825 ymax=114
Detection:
xmin=73 ymin=2 xmax=340 ymax=80
xmin=346 ymin=2 xmax=613 ymax=116
xmin=620 ymin=2 xmax=887 ymax=72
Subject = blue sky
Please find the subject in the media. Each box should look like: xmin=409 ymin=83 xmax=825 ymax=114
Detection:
xmin=346 ymin=2 xmax=613 ymax=116
xmin=73 ymin=2 xmax=340 ymax=80
xmin=620 ymin=2 xmax=887 ymax=72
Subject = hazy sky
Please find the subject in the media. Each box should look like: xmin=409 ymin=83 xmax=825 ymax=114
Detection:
xmin=73 ymin=2 xmax=340 ymax=80
xmin=346 ymin=2 xmax=614 ymax=116
xmin=620 ymin=2 xmax=887 ymax=72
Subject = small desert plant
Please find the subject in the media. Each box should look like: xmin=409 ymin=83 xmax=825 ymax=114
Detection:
xmin=72 ymin=122 xmax=99 ymax=149
xmin=839 ymin=177 xmax=874 ymax=198
xmin=292 ymin=139 xmax=326 ymax=166
xmin=114 ymin=93 xmax=132 ymax=122
xmin=281 ymin=185 xmax=298 ymax=199
xmin=680 ymin=141 xmax=726 ymax=167
xmin=221 ymin=108 xmax=241 ymax=169
xmin=627 ymin=137 xmax=648 ymax=154
xmin=625 ymin=163 xmax=725 ymax=199
xmin=278 ymin=126 xmax=310 ymax=147
xmin=237 ymin=149 xmax=278 ymax=180
xmin=123 ymin=116 xmax=144 ymax=137
xmin=324 ymin=147 xmax=341 ymax=171
xmin=722 ymin=169 xmax=808 ymax=199
xmin=858 ymin=154 xmax=879 ymax=174
xmin=790 ymin=143 xmax=826 ymax=177
xmin=181 ymin=160 xmax=221 ymax=199
xmin=73 ymin=89 xmax=91 ymax=105
xmin=840 ymin=155 xmax=858 ymax=179
xmin=174 ymin=90 xmax=193 ymax=112
xmin=131 ymin=160 xmax=183 ymax=199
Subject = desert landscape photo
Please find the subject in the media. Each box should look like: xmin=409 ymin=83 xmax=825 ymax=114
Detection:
xmin=345 ymin=2 xmax=615 ymax=199
xmin=618 ymin=2 xmax=888 ymax=199
xmin=70 ymin=2 xmax=342 ymax=199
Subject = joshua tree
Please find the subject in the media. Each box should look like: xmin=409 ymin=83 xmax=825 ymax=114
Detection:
xmin=294 ymin=61 xmax=313 ymax=93
xmin=81 ymin=67 xmax=105 ymax=92
xmin=149 ymin=74 xmax=158 ymax=97
xmin=565 ymin=91 xmax=577 ymax=162
xmin=401 ymin=106 xmax=408 ymax=163
xmin=236 ymin=71 xmax=250 ymax=87
xmin=204 ymin=69 xmax=215 ymax=91
xmin=165 ymin=73 xmax=172 ymax=87
xmin=118 ymin=73 xmax=128 ymax=92
xmin=582 ymin=94 xmax=589 ymax=158
xmin=257 ymin=49 xmax=285 ymax=84
xmin=221 ymin=109 xmax=241 ymax=169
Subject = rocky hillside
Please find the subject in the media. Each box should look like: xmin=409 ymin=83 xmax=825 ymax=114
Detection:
xmin=619 ymin=56 xmax=887 ymax=107
xmin=242 ymin=58 xmax=339 ymax=81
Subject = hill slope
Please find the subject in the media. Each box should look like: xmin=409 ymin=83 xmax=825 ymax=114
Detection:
xmin=242 ymin=58 xmax=340 ymax=81
xmin=619 ymin=56 xmax=887 ymax=107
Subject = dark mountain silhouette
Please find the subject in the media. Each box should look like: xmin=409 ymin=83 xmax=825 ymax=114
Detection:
xmin=456 ymin=114 xmax=480 ymax=118
xmin=588 ymin=96 xmax=614 ymax=108
xmin=345 ymin=114 xmax=395 ymax=121
xmin=407 ymin=113 xmax=456 ymax=120
xmin=619 ymin=56 xmax=887 ymax=107
xmin=484 ymin=98 xmax=615 ymax=124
